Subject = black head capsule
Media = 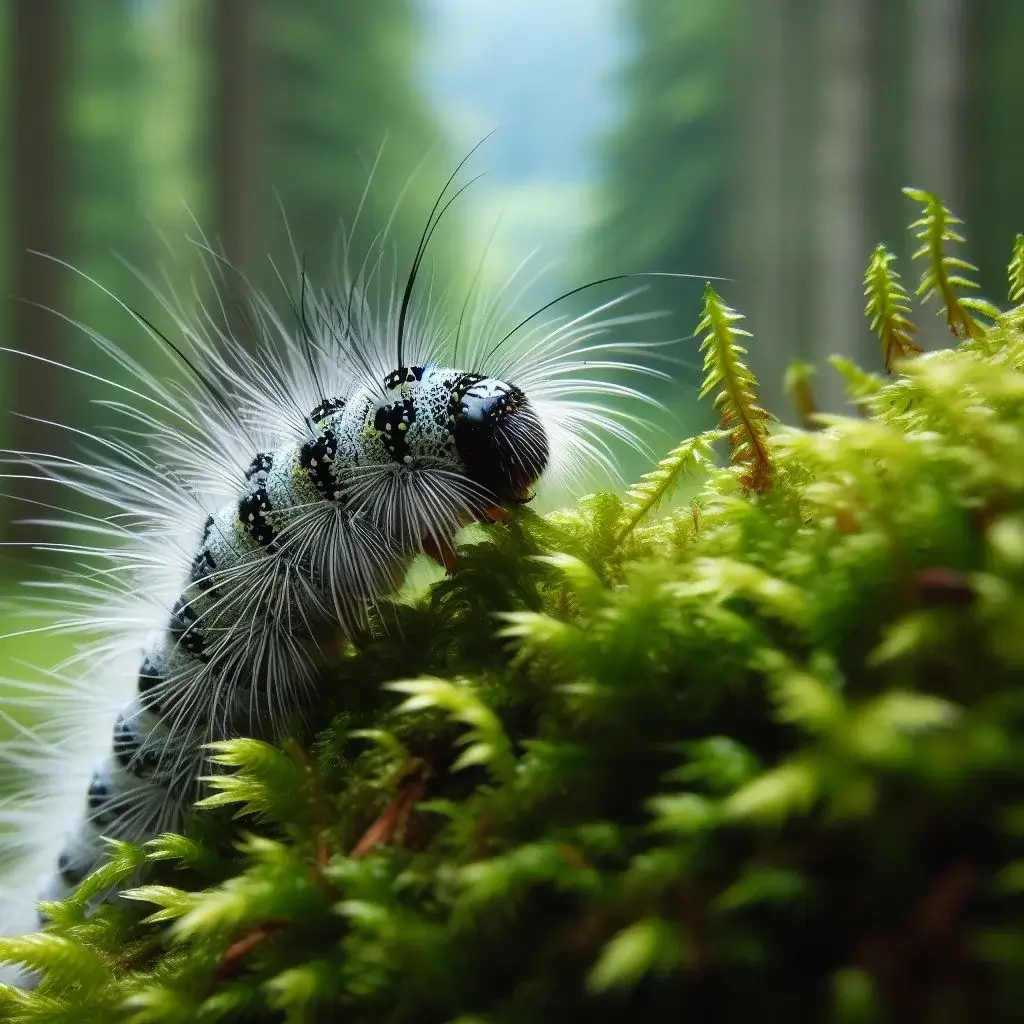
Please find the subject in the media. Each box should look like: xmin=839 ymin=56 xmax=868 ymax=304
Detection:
xmin=452 ymin=377 xmax=549 ymax=506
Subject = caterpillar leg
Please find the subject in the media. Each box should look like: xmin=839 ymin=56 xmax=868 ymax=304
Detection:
xmin=481 ymin=505 xmax=510 ymax=524
xmin=422 ymin=534 xmax=460 ymax=573
xmin=421 ymin=505 xmax=510 ymax=573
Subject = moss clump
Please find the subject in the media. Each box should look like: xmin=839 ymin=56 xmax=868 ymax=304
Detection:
xmin=5 ymin=194 xmax=1024 ymax=1022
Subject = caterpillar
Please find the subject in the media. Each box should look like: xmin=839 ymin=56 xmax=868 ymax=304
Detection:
xmin=0 ymin=158 xmax=665 ymax=955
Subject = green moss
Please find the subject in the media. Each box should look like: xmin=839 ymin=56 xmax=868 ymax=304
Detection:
xmin=6 ymin=196 xmax=1024 ymax=1021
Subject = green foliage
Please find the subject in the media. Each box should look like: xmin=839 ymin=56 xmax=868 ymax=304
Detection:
xmin=783 ymin=360 xmax=818 ymax=427
xmin=586 ymin=917 xmax=686 ymax=994
xmin=1011 ymin=234 xmax=1024 ymax=304
xmin=696 ymin=284 xmax=772 ymax=492
xmin=8 ymin=199 xmax=1024 ymax=1020
xmin=828 ymin=355 xmax=886 ymax=413
xmin=904 ymin=186 xmax=1001 ymax=339
xmin=863 ymin=243 xmax=921 ymax=372
xmin=389 ymin=678 xmax=516 ymax=784
xmin=615 ymin=429 xmax=723 ymax=541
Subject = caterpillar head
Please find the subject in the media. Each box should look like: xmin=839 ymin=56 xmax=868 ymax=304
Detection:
xmin=450 ymin=375 xmax=549 ymax=506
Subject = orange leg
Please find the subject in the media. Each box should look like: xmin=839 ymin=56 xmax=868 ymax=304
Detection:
xmin=421 ymin=506 xmax=511 ymax=574
xmin=481 ymin=505 xmax=509 ymax=524
xmin=422 ymin=534 xmax=460 ymax=574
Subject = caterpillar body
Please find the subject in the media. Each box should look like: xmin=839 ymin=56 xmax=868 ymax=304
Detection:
xmin=0 ymin=168 xmax=654 ymax=954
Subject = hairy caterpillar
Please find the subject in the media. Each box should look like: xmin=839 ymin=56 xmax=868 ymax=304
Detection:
xmin=0 ymin=157 xmax=666 ymax=953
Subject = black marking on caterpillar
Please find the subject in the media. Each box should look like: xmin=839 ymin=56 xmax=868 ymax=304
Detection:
xmin=57 ymin=852 xmax=86 ymax=889
xmin=451 ymin=372 xmax=485 ymax=392
xmin=309 ymin=397 xmax=346 ymax=422
xmin=383 ymin=365 xmax=426 ymax=390
xmin=86 ymin=775 xmax=118 ymax=828
xmin=238 ymin=486 xmax=277 ymax=547
xmin=112 ymin=715 xmax=161 ymax=780
xmin=189 ymin=547 xmax=218 ymax=591
xmin=137 ymin=655 xmax=165 ymax=713
xmin=112 ymin=715 xmax=140 ymax=771
xmin=245 ymin=452 xmax=274 ymax=480
xmin=374 ymin=397 xmax=418 ymax=463
xmin=168 ymin=595 xmax=208 ymax=661
xmin=299 ymin=429 xmax=344 ymax=499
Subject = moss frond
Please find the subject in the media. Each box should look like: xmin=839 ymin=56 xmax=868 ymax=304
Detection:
xmin=389 ymin=677 xmax=516 ymax=784
xmin=696 ymin=284 xmax=772 ymax=492
xmin=197 ymin=738 xmax=311 ymax=829
xmin=586 ymin=917 xmax=685 ymax=993
xmin=864 ymin=243 xmax=921 ymax=372
xmin=827 ymin=355 xmax=885 ymax=415
xmin=615 ymin=429 xmax=722 ymax=542
xmin=904 ymin=186 xmax=1000 ymax=339
xmin=144 ymin=834 xmax=219 ymax=873
xmin=783 ymin=360 xmax=819 ymax=427
xmin=0 ymin=933 xmax=110 ymax=991
xmin=1011 ymin=233 xmax=1024 ymax=304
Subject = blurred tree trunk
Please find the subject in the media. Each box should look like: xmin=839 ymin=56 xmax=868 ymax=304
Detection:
xmin=211 ymin=0 xmax=265 ymax=337
xmin=810 ymin=0 xmax=874 ymax=411
xmin=8 ymin=0 xmax=68 ymax=549
xmin=909 ymin=0 xmax=968 ymax=350
xmin=964 ymin=0 xmax=1022 ymax=302
xmin=730 ymin=0 xmax=791 ymax=417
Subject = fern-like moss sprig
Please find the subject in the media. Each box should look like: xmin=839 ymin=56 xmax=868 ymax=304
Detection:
xmin=904 ymin=187 xmax=1000 ymax=338
xmin=864 ymin=243 xmax=921 ymax=372
xmin=1011 ymin=234 xmax=1024 ymax=305
xmin=696 ymin=284 xmax=773 ymax=492
xmin=615 ymin=429 xmax=723 ymax=542
xmin=783 ymin=360 xmax=819 ymax=427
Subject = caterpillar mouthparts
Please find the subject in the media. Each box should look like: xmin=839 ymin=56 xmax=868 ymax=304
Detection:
xmin=451 ymin=376 xmax=549 ymax=509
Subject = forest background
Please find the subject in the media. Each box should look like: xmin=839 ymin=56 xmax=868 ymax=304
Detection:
xmin=0 ymin=0 xmax=1020 ymax=677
